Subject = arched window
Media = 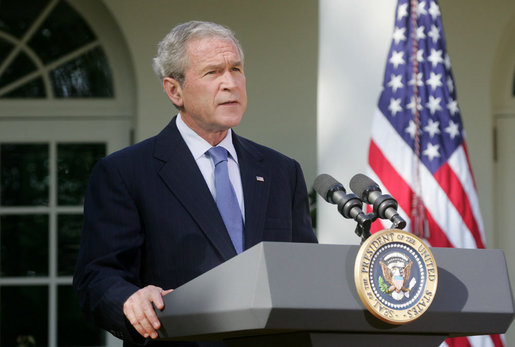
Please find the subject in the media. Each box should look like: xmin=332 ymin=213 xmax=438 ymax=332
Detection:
xmin=0 ymin=0 xmax=114 ymax=98
xmin=0 ymin=1 xmax=133 ymax=346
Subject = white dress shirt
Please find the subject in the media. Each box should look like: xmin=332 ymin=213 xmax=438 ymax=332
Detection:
xmin=176 ymin=113 xmax=245 ymax=220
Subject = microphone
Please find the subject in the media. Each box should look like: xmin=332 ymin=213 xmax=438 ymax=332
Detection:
xmin=349 ymin=173 xmax=406 ymax=229
xmin=313 ymin=174 xmax=371 ymax=228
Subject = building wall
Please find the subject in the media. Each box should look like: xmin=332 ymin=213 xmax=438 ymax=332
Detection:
xmin=440 ymin=0 xmax=515 ymax=249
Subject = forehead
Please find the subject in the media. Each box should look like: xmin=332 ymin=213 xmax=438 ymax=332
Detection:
xmin=185 ymin=38 xmax=242 ymax=68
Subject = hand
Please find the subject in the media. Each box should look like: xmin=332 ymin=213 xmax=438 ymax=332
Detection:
xmin=123 ymin=285 xmax=173 ymax=339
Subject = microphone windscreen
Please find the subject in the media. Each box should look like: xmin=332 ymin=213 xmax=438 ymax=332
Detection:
xmin=313 ymin=174 xmax=341 ymax=202
xmin=349 ymin=173 xmax=377 ymax=198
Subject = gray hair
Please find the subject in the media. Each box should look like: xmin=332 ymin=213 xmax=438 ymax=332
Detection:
xmin=152 ymin=21 xmax=244 ymax=85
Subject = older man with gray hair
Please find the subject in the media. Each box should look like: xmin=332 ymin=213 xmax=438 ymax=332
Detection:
xmin=74 ymin=21 xmax=317 ymax=346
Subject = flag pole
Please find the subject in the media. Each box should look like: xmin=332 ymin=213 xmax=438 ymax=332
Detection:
xmin=409 ymin=0 xmax=427 ymax=239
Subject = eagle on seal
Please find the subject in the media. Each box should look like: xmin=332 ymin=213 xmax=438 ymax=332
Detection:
xmin=380 ymin=260 xmax=413 ymax=295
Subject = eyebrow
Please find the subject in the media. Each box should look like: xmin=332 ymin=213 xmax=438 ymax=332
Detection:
xmin=203 ymin=60 xmax=243 ymax=71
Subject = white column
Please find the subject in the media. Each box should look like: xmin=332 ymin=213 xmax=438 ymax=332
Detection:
xmin=317 ymin=0 xmax=396 ymax=244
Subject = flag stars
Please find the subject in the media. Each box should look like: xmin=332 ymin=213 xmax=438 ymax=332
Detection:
xmin=405 ymin=120 xmax=418 ymax=139
xmin=407 ymin=96 xmax=423 ymax=114
xmin=426 ymin=95 xmax=442 ymax=114
xmin=416 ymin=26 xmax=426 ymax=40
xmin=389 ymin=50 xmax=405 ymax=69
xmin=426 ymin=72 xmax=443 ymax=91
xmin=392 ymin=27 xmax=406 ymax=44
xmin=416 ymin=49 xmax=425 ymax=63
xmin=427 ymin=48 xmax=443 ymax=67
xmin=447 ymin=99 xmax=459 ymax=116
xmin=397 ymin=3 xmax=408 ymax=21
xmin=387 ymin=74 xmax=403 ymax=92
xmin=423 ymin=143 xmax=441 ymax=161
xmin=428 ymin=24 xmax=440 ymax=43
xmin=428 ymin=2 xmax=441 ymax=20
xmin=417 ymin=1 xmax=427 ymax=17
xmin=409 ymin=72 xmax=424 ymax=87
xmin=445 ymin=120 xmax=460 ymax=139
xmin=374 ymin=0 xmax=472 ymax=186
xmin=388 ymin=98 xmax=403 ymax=116
xmin=423 ymin=119 xmax=441 ymax=138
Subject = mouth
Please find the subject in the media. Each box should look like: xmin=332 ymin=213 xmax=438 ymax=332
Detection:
xmin=219 ymin=100 xmax=239 ymax=106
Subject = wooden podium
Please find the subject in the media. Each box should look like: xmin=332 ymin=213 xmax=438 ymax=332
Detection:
xmin=156 ymin=242 xmax=514 ymax=346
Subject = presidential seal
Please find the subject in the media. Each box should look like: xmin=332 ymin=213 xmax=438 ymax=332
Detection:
xmin=354 ymin=229 xmax=438 ymax=324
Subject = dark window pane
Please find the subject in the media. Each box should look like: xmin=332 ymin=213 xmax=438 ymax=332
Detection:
xmin=2 ymin=77 xmax=46 ymax=98
xmin=50 ymin=47 xmax=114 ymax=98
xmin=58 ymin=214 xmax=82 ymax=276
xmin=0 ymin=0 xmax=49 ymax=38
xmin=58 ymin=285 xmax=105 ymax=346
xmin=0 ymin=52 xmax=37 ymax=89
xmin=0 ymin=38 xmax=14 ymax=63
xmin=27 ymin=1 xmax=96 ymax=64
xmin=57 ymin=143 xmax=105 ymax=205
xmin=0 ymin=286 xmax=48 ymax=346
xmin=0 ymin=214 xmax=49 ymax=277
xmin=1 ymin=143 xmax=49 ymax=206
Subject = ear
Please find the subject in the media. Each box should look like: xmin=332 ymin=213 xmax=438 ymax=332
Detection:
xmin=163 ymin=77 xmax=184 ymax=107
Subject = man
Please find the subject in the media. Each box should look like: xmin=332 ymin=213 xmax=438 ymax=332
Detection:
xmin=73 ymin=21 xmax=317 ymax=346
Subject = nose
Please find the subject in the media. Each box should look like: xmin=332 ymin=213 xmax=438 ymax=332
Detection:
xmin=221 ymin=70 xmax=237 ymax=90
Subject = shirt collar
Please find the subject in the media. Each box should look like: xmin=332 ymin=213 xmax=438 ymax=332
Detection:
xmin=176 ymin=113 xmax=239 ymax=163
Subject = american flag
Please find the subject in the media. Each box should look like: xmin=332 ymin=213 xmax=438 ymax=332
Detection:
xmin=366 ymin=0 xmax=504 ymax=346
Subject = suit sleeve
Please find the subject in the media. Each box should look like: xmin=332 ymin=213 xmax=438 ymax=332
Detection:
xmin=291 ymin=160 xmax=318 ymax=243
xmin=73 ymin=157 xmax=146 ymax=344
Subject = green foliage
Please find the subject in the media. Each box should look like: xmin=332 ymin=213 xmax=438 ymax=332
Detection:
xmin=379 ymin=276 xmax=390 ymax=294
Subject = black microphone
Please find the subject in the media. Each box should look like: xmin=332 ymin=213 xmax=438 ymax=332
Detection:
xmin=349 ymin=173 xmax=406 ymax=229
xmin=313 ymin=174 xmax=371 ymax=228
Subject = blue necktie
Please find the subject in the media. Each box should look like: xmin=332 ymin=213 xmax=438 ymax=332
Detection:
xmin=208 ymin=146 xmax=244 ymax=253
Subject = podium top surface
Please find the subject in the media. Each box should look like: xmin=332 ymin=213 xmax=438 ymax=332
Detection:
xmin=157 ymin=242 xmax=514 ymax=340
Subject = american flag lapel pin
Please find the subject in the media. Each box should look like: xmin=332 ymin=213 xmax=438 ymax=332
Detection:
xmin=256 ymin=176 xmax=264 ymax=182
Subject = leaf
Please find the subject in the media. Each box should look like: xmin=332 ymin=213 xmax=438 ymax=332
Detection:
xmin=379 ymin=276 xmax=389 ymax=294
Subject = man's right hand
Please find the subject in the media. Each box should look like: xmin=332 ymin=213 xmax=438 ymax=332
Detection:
xmin=123 ymin=285 xmax=173 ymax=339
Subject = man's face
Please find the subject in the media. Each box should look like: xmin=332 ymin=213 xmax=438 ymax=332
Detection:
xmin=173 ymin=38 xmax=247 ymax=139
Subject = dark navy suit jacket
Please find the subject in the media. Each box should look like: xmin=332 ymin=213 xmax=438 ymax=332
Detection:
xmin=73 ymin=117 xmax=317 ymax=346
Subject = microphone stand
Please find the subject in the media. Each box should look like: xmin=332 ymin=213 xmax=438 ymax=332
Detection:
xmin=354 ymin=211 xmax=407 ymax=244
xmin=353 ymin=212 xmax=375 ymax=244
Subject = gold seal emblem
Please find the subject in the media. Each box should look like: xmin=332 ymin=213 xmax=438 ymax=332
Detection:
xmin=354 ymin=229 xmax=438 ymax=324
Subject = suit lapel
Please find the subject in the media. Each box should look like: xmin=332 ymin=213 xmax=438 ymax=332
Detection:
xmin=153 ymin=117 xmax=237 ymax=260
xmin=233 ymin=134 xmax=270 ymax=249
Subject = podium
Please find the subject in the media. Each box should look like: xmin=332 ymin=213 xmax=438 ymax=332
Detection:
xmin=156 ymin=242 xmax=514 ymax=346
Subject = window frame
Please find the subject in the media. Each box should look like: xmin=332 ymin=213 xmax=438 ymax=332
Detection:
xmin=0 ymin=1 xmax=135 ymax=346
xmin=0 ymin=119 xmax=131 ymax=347
xmin=0 ymin=0 xmax=135 ymax=118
